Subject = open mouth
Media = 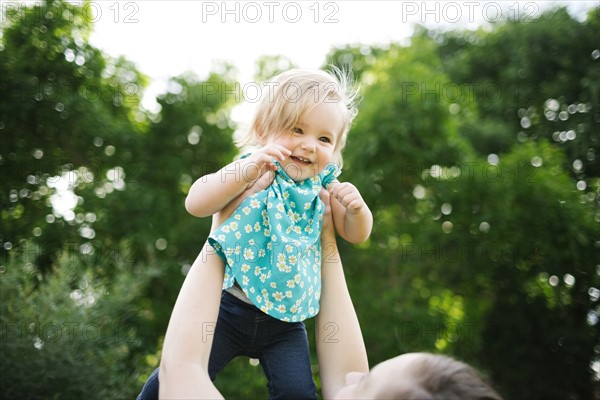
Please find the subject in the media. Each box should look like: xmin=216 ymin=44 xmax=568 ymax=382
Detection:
xmin=290 ymin=156 xmax=312 ymax=165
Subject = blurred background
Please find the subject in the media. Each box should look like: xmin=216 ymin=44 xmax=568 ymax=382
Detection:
xmin=1 ymin=1 xmax=598 ymax=398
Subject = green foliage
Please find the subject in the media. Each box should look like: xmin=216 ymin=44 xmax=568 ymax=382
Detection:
xmin=213 ymin=357 xmax=270 ymax=398
xmin=417 ymin=141 xmax=598 ymax=398
xmin=434 ymin=7 xmax=600 ymax=179
xmin=1 ymin=1 xmax=598 ymax=398
xmin=329 ymin=8 xmax=598 ymax=400
xmin=0 ymin=242 xmax=151 ymax=399
xmin=253 ymin=54 xmax=297 ymax=82
xmin=324 ymin=44 xmax=389 ymax=83
xmin=1 ymin=0 xmax=147 ymax=274
xmin=1 ymin=0 xmax=237 ymax=397
xmin=340 ymin=35 xmax=474 ymax=212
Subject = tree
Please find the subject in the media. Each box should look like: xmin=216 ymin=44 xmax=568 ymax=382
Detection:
xmin=423 ymin=141 xmax=598 ymax=399
xmin=0 ymin=243 xmax=149 ymax=399
xmin=434 ymin=7 xmax=600 ymax=180
xmin=1 ymin=0 xmax=147 ymax=274
xmin=325 ymin=8 xmax=598 ymax=399
xmin=3 ymin=1 xmax=597 ymax=398
xmin=1 ymin=1 xmax=237 ymax=397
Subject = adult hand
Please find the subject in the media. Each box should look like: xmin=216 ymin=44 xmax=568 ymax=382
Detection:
xmin=320 ymin=187 xmax=335 ymax=240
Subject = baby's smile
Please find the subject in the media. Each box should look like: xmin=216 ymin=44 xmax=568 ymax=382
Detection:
xmin=290 ymin=155 xmax=313 ymax=165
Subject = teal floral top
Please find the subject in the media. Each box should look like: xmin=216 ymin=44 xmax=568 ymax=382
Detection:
xmin=208 ymin=158 xmax=341 ymax=322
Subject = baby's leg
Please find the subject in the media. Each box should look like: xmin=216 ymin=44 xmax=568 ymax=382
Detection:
xmin=257 ymin=319 xmax=316 ymax=400
xmin=136 ymin=368 xmax=159 ymax=400
xmin=207 ymin=291 xmax=258 ymax=379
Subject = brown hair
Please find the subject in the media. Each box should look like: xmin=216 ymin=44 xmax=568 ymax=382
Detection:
xmin=401 ymin=353 xmax=503 ymax=400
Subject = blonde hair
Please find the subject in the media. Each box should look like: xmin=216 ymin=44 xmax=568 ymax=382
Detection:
xmin=237 ymin=67 xmax=358 ymax=168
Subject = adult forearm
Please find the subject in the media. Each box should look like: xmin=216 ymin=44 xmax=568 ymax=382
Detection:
xmin=159 ymin=243 xmax=225 ymax=399
xmin=317 ymin=238 xmax=369 ymax=399
xmin=159 ymin=364 xmax=223 ymax=400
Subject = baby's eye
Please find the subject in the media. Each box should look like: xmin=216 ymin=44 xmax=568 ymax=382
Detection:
xmin=292 ymin=127 xmax=303 ymax=134
xmin=320 ymin=136 xmax=331 ymax=143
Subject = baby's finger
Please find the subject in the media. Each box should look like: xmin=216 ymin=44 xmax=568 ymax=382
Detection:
xmin=265 ymin=161 xmax=278 ymax=172
xmin=346 ymin=197 xmax=365 ymax=213
xmin=331 ymin=185 xmax=352 ymax=203
xmin=262 ymin=144 xmax=291 ymax=161
xmin=340 ymin=193 xmax=356 ymax=208
xmin=252 ymin=170 xmax=276 ymax=193
xmin=328 ymin=181 xmax=342 ymax=197
xmin=254 ymin=153 xmax=281 ymax=169
xmin=327 ymin=179 xmax=340 ymax=189
xmin=272 ymin=143 xmax=292 ymax=155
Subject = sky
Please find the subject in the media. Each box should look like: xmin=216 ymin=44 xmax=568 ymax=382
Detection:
xmin=85 ymin=0 xmax=597 ymax=120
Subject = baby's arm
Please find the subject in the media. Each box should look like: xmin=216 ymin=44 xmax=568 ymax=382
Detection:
xmin=329 ymin=181 xmax=373 ymax=243
xmin=185 ymin=144 xmax=291 ymax=217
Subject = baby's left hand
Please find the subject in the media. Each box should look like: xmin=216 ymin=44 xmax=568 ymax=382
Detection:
xmin=328 ymin=181 xmax=366 ymax=215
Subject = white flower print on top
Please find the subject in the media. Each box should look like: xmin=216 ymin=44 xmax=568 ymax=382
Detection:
xmin=208 ymin=157 xmax=340 ymax=322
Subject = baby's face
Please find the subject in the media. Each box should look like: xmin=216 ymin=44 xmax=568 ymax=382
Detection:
xmin=267 ymin=101 xmax=343 ymax=182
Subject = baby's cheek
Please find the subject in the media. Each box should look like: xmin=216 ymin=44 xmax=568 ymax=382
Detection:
xmin=270 ymin=134 xmax=294 ymax=149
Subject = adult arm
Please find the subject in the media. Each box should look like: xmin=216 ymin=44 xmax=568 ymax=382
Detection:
xmin=159 ymin=170 xmax=278 ymax=399
xmin=316 ymin=189 xmax=369 ymax=399
xmin=158 ymin=243 xmax=225 ymax=399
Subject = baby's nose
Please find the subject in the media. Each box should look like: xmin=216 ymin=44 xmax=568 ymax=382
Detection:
xmin=301 ymin=139 xmax=317 ymax=152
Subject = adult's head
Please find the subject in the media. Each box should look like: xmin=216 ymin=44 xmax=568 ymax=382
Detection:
xmin=333 ymin=352 xmax=502 ymax=400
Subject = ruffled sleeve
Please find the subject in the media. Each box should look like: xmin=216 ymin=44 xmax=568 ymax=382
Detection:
xmin=320 ymin=162 xmax=341 ymax=188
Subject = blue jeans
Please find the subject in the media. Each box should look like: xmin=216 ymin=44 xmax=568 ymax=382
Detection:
xmin=137 ymin=291 xmax=316 ymax=400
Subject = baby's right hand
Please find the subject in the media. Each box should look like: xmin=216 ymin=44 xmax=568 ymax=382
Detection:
xmin=241 ymin=144 xmax=291 ymax=185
